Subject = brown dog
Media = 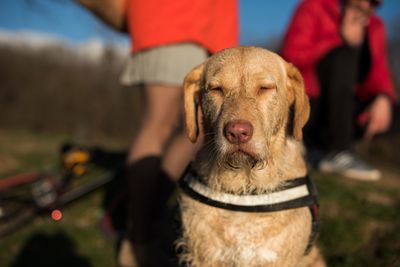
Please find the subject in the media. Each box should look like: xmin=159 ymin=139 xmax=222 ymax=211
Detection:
xmin=178 ymin=47 xmax=325 ymax=267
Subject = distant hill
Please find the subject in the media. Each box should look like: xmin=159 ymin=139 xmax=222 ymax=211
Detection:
xmin=0 ymin=30 xmax=398 ymax=147
xmin=0 ymin=31 xmax=140 ymax=144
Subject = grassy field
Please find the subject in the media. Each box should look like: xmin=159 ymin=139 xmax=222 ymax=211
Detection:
xmin=0 ymin=128 xmax=399 ymax=267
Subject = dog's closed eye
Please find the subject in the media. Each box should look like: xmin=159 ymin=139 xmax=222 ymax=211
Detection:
xmin=208 ymin=84 xmax=224 ymax=95
xmin=258 ymin=83 xmax=276 ymax=94
xmin=210 ymin=86 xmax=223 ymax=93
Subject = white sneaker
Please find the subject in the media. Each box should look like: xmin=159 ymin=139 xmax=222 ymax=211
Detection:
xmin=319 ymin=151 xmax=381 ymax=181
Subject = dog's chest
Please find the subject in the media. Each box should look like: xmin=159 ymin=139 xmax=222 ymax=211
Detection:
xmin=179 ymin=195 xmax=310 ymax=266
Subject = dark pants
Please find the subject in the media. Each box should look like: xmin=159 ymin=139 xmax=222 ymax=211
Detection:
xmin=304 ymin=44 xmax=399 ymax=154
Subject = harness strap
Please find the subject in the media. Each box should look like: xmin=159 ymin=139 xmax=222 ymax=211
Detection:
xmin=178 ymin=168 xmax=319 ymax=255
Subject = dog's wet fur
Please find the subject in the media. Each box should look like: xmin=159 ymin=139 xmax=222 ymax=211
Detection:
xmin=178 ymin=47 xmax=326 ymax=267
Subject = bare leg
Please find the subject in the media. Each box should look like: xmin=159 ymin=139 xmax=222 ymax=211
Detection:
xmin=127 ymin=84 xmax=181 ymax=164
xmin=162 ymin=131 xmax=202 ymax=180
xmin=163 ymin=104 xmax=204 ymax=180
xmin=126 ymin=84 xmax=184 ymax=265
xmin=128 ymin=84 xmax=201 ymax=180
xmin=126 ymin=83 xmax=202 ymax=265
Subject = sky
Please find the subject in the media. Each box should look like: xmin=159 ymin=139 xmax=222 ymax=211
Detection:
xmin=0 ymin=0 xmax=399 ymax=47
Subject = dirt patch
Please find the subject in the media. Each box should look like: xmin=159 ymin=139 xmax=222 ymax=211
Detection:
xmin=373 ymin=164 xmax=400 ymax=190
xmin=0 ymin=154 xmax=19 ymax=174
xmin=320 ymin=201 xmax=357 ymax=219
xmin=364 ymin=192 xmax=395 ymax=206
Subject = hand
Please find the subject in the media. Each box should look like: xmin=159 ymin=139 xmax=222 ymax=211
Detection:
xmin=341 ymin=4 xmax=369 ymax=46
xmin=359 ymin=95 xmax=392 ymax=140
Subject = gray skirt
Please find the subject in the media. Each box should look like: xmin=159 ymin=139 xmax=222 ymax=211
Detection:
xmin=120 ymin=43 xmax=208 ymax=87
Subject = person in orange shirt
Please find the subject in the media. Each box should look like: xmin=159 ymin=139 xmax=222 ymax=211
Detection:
xmin=116 ymin=1 xmax=239 ymax=266
xmin=77 ymin=0 xmax=237 ymax=264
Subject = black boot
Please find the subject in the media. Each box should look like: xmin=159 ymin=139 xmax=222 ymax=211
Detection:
xmin=126 ymin=156 xmax=178 ymax=266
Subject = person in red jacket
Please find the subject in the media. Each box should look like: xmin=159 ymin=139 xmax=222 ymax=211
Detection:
xmin=117 ymin=1 xmax=238 ymax=266
xmin=282 ymin=0 xmax=398 ymax=181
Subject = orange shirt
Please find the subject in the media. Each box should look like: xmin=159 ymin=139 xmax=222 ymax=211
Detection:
xmin=126 ymin=0 xmax=238 ymax=54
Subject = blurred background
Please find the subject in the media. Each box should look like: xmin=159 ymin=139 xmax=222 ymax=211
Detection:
xmin=0 ymin=0 xmax=399 ymax=142
xmin=0 ymin=1 xmax=399 ymax=267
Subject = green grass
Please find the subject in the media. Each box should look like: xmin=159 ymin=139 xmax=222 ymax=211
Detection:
xmin=0 ymin=129 xmax=118 ymax=267
xmin=314 ymin=172 xmax=400 ymax=267
xmin=1 ymin=128 xmax=399 ymax=266
xmin=0 ymin=192 xmax=116 ymax=267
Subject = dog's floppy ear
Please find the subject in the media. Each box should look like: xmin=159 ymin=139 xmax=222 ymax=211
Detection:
xmin=285 ymin=62 xmax=310 ymax=141
xmin=183 ymin=62 xmax=205 ymax=143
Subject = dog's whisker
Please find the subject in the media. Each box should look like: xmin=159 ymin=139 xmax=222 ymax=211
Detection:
xmin=178 ymin=47 xmax=322 ymax=267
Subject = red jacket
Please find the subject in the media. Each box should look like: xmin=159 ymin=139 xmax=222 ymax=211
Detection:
xmin=282 ymin=0 xmax=396 ymax=102
xmin=126 ymin=0 xmax=238 ymax=54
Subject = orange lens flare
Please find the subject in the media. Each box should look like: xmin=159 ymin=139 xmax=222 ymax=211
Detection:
xmin=51 ymin=209 xmax=63 ymax=221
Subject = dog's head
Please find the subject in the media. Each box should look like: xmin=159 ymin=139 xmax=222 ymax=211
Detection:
xmin=184 ymin=47 xmax=309 ymax=170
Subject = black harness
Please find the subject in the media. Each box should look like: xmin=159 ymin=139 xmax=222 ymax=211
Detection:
xmin=178 ymin=167 xmax=319 ymax=255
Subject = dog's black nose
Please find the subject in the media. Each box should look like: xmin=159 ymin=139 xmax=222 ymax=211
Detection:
xmin=224 ymin=120 xmax=253 ymax=144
